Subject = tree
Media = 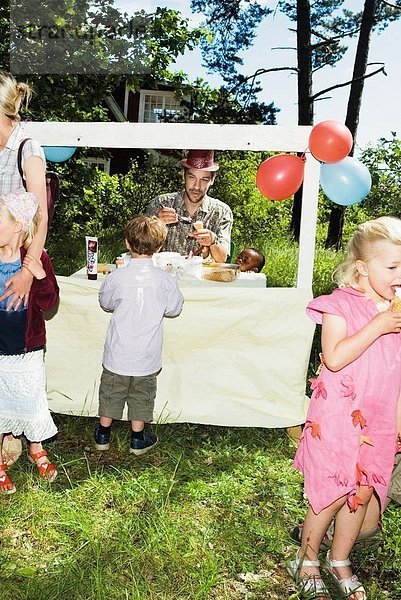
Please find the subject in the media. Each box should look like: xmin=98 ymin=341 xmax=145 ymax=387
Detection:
xmin=1 ymin=1 xmax=204 ymax=121
xmin=189 ymin=0 xmax=279 ymax=124
xmin=326 ymin=0 xmax=401 ymax=248
xmin=190 ymin=0 xmax=401 ymax=245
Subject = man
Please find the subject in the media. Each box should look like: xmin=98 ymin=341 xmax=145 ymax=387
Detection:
xmin=146 ymin=150 xmax=233 ymax=262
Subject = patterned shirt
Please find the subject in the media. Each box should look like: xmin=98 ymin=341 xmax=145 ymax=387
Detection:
xmin=0 ymin=123 xmax=46 ymax=194
xmin=146 ymin=191 xmax=233 ymax=255
xmin=99 ymin=258 xmax=184 ymax=376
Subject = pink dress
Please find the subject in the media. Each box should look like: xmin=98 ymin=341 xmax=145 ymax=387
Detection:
xmin=294 ymin=287 xmax=401 ymax=514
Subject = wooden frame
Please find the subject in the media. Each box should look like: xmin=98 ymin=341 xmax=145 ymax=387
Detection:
xmin=23 ymin=122 xmax=320 ymax=288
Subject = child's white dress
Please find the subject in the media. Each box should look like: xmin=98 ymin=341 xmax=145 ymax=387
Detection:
xmin=0 ymin=258 xmax=57 ymax=442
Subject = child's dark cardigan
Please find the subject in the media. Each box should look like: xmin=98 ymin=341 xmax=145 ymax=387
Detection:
xmin=19 ymin=246 xmax=59 ymax=351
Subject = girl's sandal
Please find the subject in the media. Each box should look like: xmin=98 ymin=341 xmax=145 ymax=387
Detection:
xmin=325 ymin=551 xmax=366 ymax=599
xmin=28 ymin=449 xmax=58 ymax=482
xmin=0 ymin=463 xmax=16 ymax=495
xmin=288 ymin=551 xmax=331 ymax=599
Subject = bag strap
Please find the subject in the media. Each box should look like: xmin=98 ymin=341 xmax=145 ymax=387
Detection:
xmin=17 ymin=138 xmax=31 ymax=191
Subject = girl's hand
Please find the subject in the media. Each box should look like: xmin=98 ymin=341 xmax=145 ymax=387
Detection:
xmin=0 ymin=268 xmax=33 ymax=311
xmin=370 ymin=310 xmax=401 ymax=336
xmin=23 ymin=255 xmax=46 ymax=280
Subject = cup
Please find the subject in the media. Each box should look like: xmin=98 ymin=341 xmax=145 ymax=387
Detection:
xmin=184 ymin=256 xmax=203 ymax=278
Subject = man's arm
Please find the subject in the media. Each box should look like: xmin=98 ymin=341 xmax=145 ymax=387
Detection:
xmin=203 ymin=205 xmax=233 ymax=262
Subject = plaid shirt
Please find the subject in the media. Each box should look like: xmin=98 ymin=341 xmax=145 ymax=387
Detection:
xmin=0 ymin=123 xmax=46 ymax=194
xmin=146 ymin=191 xmax=233 ymax=255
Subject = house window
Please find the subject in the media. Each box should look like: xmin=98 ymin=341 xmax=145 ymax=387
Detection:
xmin=83 ymin=157 xmax=111 ymax=174
xmin=138 ymin=90 xmax=188 ymax=123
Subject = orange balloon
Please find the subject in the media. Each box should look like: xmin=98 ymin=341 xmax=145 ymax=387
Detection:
xmin=309 ymin=120 xmax=353 ymax=163
xmin=256 ymin=154 xmax=305 ymax=201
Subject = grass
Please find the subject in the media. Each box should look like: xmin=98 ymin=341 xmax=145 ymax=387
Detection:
xmin=2 ymin=418 xmax=401 ymax=599
xmin=4 ymin=234 xmax=401 ymax=599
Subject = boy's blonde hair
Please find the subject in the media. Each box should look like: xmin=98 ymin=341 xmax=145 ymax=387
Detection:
xmin=0 ymin=201 xmax=41 ymax=249
xmin=124 ymin=215 xmax=167 ymax=255
xmin=0 ymin=71 xmax=31 ymax=121
xmin=334 ymin=216 xmax=401 ymax=287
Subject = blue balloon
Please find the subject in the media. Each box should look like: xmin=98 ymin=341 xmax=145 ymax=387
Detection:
xmin=320 ymin=156 xmax=372 ymax=206
xmin=43 ymin=146 xmax=77 ymax=163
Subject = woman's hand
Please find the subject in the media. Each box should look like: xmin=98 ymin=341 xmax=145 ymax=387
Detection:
xmin=23 ymin=255 xmax=46 ymax=280
xmin=0 ymin=268 xmax=33 ymax=311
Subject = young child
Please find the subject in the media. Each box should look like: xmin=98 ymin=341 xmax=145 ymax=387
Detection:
xmin=234 ymin=248 xmax=265 ymax=273
xmin=94 ymin=215 xmax=184 ymax=455
xmin=289 ymin=216 xmax=401 ymax=600
xmin=0 ymin=191 xmax=59 ymax=494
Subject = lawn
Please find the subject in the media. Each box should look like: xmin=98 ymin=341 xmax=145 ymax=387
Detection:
xmin=1 ymin=417 xmax=401 ymax=599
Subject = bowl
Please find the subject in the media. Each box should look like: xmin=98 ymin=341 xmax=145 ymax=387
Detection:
xmin=202 ymin=263 xmax=239 ymax=282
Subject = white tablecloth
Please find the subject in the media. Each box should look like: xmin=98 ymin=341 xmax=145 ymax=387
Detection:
xmin=45 ymin=274 xmax=314 ymax=428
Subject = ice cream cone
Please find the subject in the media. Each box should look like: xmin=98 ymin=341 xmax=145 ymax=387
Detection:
xmin=391 ymin=291 xmax=401 ymax=311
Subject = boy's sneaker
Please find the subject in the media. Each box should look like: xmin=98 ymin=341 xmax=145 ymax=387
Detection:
xmin=94 ymin=426 xmax=111 ymax=450
xmin=130 ymin=431 xmax=158 ymax=456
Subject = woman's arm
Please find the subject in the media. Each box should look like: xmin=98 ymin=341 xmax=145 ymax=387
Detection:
xmin=322 ymin=310 xmax=401 ymax=372
xmin=0 ymin=154 xmax=47 ymax=310
xmin=23 ymin=155 xmax=48 ymax=258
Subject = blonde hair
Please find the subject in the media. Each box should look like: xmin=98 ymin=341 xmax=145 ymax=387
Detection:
xmin=334 ymin=216 xmax=401 ymax=287
xmin=0 ymin=201 xmax=40 ymax=249
xmin=124 ymin=214 xmax=167 ymax=255
xmin=0 ymin=71 xmax=32 ymax=121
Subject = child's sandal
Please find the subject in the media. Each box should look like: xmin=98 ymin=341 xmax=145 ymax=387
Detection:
xmin=28 ymin=449 xmax=58 ymax=482
xmin=287 ymin=551 xmax=331 ymax=599
xmin=325 ymin=551 xmax=366 ymax=599
xmin=0 ymin=463 xmax=16 ymax=495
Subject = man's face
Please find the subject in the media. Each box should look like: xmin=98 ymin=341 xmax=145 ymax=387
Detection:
xmin=183 ymin=169 xmax=214 ymax=204
xmin=235 ymin=249 xmax=261 ymax=273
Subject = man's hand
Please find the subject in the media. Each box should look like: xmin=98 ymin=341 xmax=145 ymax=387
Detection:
xmin=0 ymin=268 xmax=33 ymax=311
xmin=188 ymin=227 xmax=216 ymax=247
xmin=157 ymin=206 xmax=178 ymax=225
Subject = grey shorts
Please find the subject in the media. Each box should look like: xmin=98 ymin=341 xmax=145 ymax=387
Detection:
xmin=388 ymin=453 xmax=401 ymax=505
xmin=98 ymin=367 xmax=160 ymax=422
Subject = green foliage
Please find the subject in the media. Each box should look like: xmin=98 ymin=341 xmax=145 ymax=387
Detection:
xmin=358 ymin=134 xmax=401 ymax=219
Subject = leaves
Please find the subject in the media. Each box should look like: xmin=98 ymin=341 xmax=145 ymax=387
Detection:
xmin=308 ymin=378 xmax=327 ymax=399
xmin=348 ymin=494 xmax=364 ymax=512
xmin=351 ymin=409 xmax=367 ymax=429
xmin=359 ymin=435 xmax=374 ymax=446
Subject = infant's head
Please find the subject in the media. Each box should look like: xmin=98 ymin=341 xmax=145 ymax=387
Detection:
xmin=235 ymin=248 xmax=265 ymax=273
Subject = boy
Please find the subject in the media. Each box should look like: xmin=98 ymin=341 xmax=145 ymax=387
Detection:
xmin=234 ymin=248 xmax=265 ymax=273
xmin=94 ymin=215 xmax=184 ymax=455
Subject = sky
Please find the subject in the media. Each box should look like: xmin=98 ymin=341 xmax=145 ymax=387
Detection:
xmin=116 ymin=0 xmax=400 ymax=152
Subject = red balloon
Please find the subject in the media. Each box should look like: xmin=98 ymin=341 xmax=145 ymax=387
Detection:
xmin=256 ymin=154 xmax=305 ymax=201
xmin=309 ymin=120 xmax=353 ymax=163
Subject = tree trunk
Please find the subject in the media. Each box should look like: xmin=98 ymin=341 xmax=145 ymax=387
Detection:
xmin=325 ymin=0 xmax=378 ymax=249
xmin=291 ymin=0 xmax=313 ymax=240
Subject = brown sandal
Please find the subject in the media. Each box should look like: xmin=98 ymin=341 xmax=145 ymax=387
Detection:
xmin=0 ymin=463 xmax=16 ymax=494
xmin=29 ymin=449 xmax=57 ymax=482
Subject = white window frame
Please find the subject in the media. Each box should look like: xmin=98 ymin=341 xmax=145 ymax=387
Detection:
xmin=138 ymin=89 xmax=189 ymax=123
xmin=82 ymin=157 xmax=111 ymax=174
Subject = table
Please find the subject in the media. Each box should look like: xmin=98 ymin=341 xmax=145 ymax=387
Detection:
xmin=45 ymin=271 xmax=315 ymax=428
xmin=71 ymin=265 xmax=267 ymax=288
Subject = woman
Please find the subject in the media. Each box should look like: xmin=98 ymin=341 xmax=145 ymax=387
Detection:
xmin=0 ymin=71 xmax=48 ymax=465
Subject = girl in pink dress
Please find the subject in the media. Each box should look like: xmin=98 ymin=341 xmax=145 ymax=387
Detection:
xmin=288 ymin=217 xmax=401 ymax=600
